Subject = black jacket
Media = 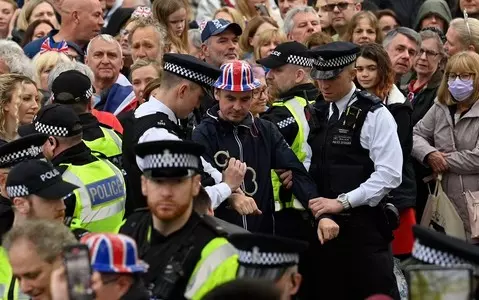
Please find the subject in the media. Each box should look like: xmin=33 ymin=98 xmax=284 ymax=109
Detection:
xmin=0 ymin=194 xmax=13 ymax=239
xmin=410 ymin=70 xmax=443 ymax=126
xmin=192 ymin=105 xmax=318 ymax=233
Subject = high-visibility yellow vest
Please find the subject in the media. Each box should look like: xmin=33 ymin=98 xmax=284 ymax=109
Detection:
xmin=61 ymin=158 xmax=126 ymax=233
xmin=0 ymin=247 xmax=29 ymax=300
xmin=83 ymin=127 xmax=123 ymax=170
xmin=184 ymin=237 xmax=239 ymax=300
xmin=271 ymin=96 xmax=313 ymax=211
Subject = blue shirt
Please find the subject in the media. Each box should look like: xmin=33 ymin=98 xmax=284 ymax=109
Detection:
xmin=23 ymin=29 xmax=59 ymax=58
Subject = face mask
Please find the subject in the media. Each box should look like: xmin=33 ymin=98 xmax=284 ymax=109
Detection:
xmin=448 ymin=79 xmax=474 ymax=102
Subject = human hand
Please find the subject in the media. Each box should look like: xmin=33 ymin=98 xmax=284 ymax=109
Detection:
xmin=309 ymin=197 xmax=344 ymax=218
xmin=228 ymin=193 xmax=262 ymax=215
xmin=50 ymin=266 xmax=103 ymax=300
xmin=275 ymin=169 xmax=293 ymax=189
xmin=427 ymin=151 xmax=448 ymax=173
xmin=223 ymin=158 xmax=247 ymax=192
xmin=317 ymin=218 xmax=340 ymax=245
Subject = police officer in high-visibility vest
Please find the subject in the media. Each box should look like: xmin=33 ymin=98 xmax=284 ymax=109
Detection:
xmin=1 ymin=159 xmax=78 ymax=300
xmin=258 ymin=41 xmax=318 ymax=299
xmin=18 ymin=104 xmax=126 ymax=233
xmin=51 ymin=70 xmax=124 ymax=171
xmin=119 ymin=139 xmax=238 ymax=300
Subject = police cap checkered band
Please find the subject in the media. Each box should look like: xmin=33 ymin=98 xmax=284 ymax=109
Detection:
xmin=257 ymin=41 xmax=312 ymax=69
xmin=143 ymin=151 xmax=200 ymax=170
xmin=238 ymin=249 xmax=300 ymax=267
xmin=164 ymin=62 xmax=217 ymax=86
xmin=0 ymin=145 xmax=43 ymax=165
xmin=34 ymin=121 xmax=70 ymax=137
xmin=6 ymin=184 xmax=29 ymax=198
xmin=412 ymin=240 xmax=471 ymax=267
xmin=162 ymin=53 xmax=222 ymax=88
xmin=312 ymin=53 xmax=358 ymax=70
xmin=309 ymin=41 xmax=360 ymax=72
xmin=286 ymin=55 xmax=313 ymax=67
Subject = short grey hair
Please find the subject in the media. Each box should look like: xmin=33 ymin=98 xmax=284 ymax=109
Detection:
xmin=128 ymin=18 xmax=166 ymax=46
xmin=383 ymin=27 xmax=422 ymax=50
xmin=420 ymin=29 xmax=445 ymax=56
xmin=3 ymin=219 xmax=76 ymax=263
xmin=48 ymin=61 xmax=95 ymax=92
xmin=86 ymin=34 xmax=122 ymax=57
xmin=0 ymin=40 xmax=35 ymax=79
xmin=283 ymin=6 xmax=318 ymax=35
xmin=189 ymin=28 xmax=202 ymax=49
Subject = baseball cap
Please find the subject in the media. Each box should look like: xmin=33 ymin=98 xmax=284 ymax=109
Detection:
xmin=18 ymin=104 xmax=83 ymax=138
xmin=200 ymin=19 xmax=243 ymax=43
xmin=6 ymin=159 xmax=79 ymax=200
xmin=257 ymin=41 xmax=313 ymax=69
xmin=52 ymin=70 xmax=93 ymax=104
xmin=214 ymin=60 xmax=261 ymax=92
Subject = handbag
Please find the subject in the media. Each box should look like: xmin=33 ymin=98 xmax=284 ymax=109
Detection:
xmin=460 ymin=176 xmax=479 ymax=239
xmin=420 ymin=174 xmax=466 ymax=240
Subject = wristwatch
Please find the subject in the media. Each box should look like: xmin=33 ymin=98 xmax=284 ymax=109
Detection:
xmin=337 ymin=194 xmax=351 ymax=210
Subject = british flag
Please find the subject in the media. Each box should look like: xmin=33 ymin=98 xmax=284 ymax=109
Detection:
xmin=214 ymin=60 xmax=261 ymax=92
xmin=39 ymin=38 xmax=69 ymax=55
xmin=81 ymin=233 xmax=148 ymax=273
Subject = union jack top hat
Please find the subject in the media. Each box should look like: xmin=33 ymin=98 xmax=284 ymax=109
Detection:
xmin=81 ymin=233 xmax=148 ymax=274
xmin=214 ymin=60 xmax=261 ymax=92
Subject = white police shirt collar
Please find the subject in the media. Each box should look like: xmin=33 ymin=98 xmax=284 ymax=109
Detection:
xmin=134 ymin=95 xmax=178 ymax=124
xmin=329 ymin=83 xmax=356 ymax=118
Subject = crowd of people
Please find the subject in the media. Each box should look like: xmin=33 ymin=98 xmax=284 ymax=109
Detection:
xmin=1 ymin=0 xmax=479 ymax=299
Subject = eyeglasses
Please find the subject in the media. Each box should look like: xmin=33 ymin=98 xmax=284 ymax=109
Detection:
xmin=447 ymin=73 xmax=475 ymax=82
xmin=321 ymin=2 xmax=353 ymax=12
xmin=253 ymin=86 xmax=267 ymax=98
xmin=464 ymin=9 xmax=473 ymax=46
xmin=416 ymin=48 xmax=439 ymax=58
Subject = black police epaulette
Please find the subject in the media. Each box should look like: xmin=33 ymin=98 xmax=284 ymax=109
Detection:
xmin=356 ymin=90 xmax=383 ymax=112
xmin=200 ymin=215 xmax=229 ymax=237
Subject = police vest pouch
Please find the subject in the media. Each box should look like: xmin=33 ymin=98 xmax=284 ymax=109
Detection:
xmin=383 ymin=202 xmax=400 ymax=231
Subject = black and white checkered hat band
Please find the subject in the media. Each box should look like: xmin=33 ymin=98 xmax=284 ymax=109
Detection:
xmin=6 ymin=184 xmax=29 ymax=198
xmin=238 ymin=250 xmax=299 ymax=266
xmin=144 ymin=152 xmax=199 ymax=169
xmin=34 ymin=121 xmax=69 ymax=137
xmin=313 ymin=53 xmax=357 ymax=69
xmin=286 ymin=55 xmax=313 ymax=68
xmin=0 ymin=145 xmax=43 ymax=165
xmin=164 ymin=62 xmax=217 ymax=87
xmin=412 ymin=240 xmax=471 ymax=267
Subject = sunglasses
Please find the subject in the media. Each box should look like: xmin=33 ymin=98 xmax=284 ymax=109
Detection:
xmin=321 ymin=2 xmax=353 ymax=12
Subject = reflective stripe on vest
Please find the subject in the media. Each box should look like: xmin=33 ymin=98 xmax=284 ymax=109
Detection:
xmin=184 ymin=238 xmax=239 ymax=300
xmin=61 ymin=158 xmax=126 ymax=233
xmin=271 ymin=96 xmax=312 ymax=211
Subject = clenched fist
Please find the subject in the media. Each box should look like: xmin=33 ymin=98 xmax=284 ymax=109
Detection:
xmin=228 ymin=193 xmax=262 ymax=216
xmin=317 ymin=218 xmax=339 ymax=245
xmin=223 ymin=158 xmax=247 ymax=192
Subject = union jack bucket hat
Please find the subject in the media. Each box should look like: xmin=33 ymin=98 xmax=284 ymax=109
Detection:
xmin=81 ymin=233 xmax=148 ymax=273
xmin=214 ymin=60 xmax=261 ymax=92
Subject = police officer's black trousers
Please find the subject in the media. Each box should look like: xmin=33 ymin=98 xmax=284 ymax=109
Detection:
xmin=316 ymin=207 xmax=400 ymax=300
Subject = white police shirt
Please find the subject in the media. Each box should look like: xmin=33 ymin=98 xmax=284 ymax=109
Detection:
xmin=328 ymin=84 xmax=403 ymax=208
xmin=135 ymin=96 xmax=232 ymax=209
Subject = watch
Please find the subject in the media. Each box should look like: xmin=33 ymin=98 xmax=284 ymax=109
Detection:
xmin=337 ymin=194 xmax=351 ymax=210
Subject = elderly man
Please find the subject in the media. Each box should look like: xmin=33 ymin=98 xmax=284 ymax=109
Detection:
xmin=24 ymin=0 xmax=104 ymax=58
xmin=0 ymin=40 xmax=34 ymax=78
xmin=320 ymin=0 xmax=361 ymax=40
xmin=383 ymin=27 xmax=421 ymax=84
xmin=129 ymin=18 xmax=164 ymax=62
xmin=86 ymin=34 xmax=135 ymax=115
xmin=308 ymin=42 xmax=402 ymax=299
xmin=444 ymin=17 xmax=479 ymax=56
xmin=283 ymin=6 xmax=321 ymax=44
xmin=278 ymin=0 xmax=307 ymax=18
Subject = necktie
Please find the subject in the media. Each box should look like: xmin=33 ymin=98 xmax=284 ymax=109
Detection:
xmin=329 ymin=103 xmax=339 ymax=124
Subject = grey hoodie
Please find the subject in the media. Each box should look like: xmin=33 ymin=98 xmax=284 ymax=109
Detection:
xmin=415 ymin=0 xmax=453 ymax=32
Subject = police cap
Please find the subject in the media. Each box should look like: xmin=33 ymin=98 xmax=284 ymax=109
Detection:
xmin=0 ymin=133 xmax=48 ymax=169
xmin=411 ymin=225 xmax=479 ymax=267
xmin=6 ymin=159 xmax=78 ymax=200
xmin=52 ymin=70 xmax=93 ymax=104
xmin=230 ymin=233 xmax=308 ymax=280
xmin=309 ymin=41 xmax=360 ymax=80
xmin=135 ymin=140 xmax=204 ymax=179
xmin=18 ymin=104 xmax=82 ymax=138
xmin=163 ymin=53 xmax=222 ymax=88
xmin=257 ymin=41 xmax=313 ymax=69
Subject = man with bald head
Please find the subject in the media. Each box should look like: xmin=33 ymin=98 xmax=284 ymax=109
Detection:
xmin=24 ymin=0 xmax=104 ymax=58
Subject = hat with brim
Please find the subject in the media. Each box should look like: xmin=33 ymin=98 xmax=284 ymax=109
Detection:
xmin=214 ymin=60 xmax=262 ymax=92
xmin=33 ymin=179 xmax=79 ymax=200
xmin=256 ymin=56 xmax=286 ymax=69
xmin=201 ymin=20 xmax=243 ymax=43
xmin=309 ymin=42 xmax=360 ymax=80
xmin=310 ymin=66 xmax=348 ymax=80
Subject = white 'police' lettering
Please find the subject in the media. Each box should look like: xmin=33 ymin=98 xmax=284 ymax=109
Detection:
xmin=40 ymin=169 xmax=60 ymax=181
xmin=87 ymin=176 xmax=125 ymax=206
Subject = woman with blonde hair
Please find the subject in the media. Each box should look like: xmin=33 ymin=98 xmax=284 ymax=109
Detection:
xmin=342 ymin=11 xmax=383 ymax=45
xmin=239 ymin=16 xmax=278 ymax=59
xmin=152 ymin=0 xmax=189 ymax=54
xmin=16 ymin=0 xmax=59 ymax=33
xmin=32 ymin=51 xmax=70 ymax=91
xmin=253 ymin=28 xmax=287 ymax=62
xmin=0 ymin=74 xmax=39 ymax=142
xmin=413 ymin=51 xmax=479 ymax=242
xmin=213 ymin=7 xmax=246 ymax=31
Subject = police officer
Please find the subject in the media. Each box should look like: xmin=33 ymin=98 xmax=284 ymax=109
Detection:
xmin=229 ymin=233 xmax=307 ymax=300
xmin=120 ymin=139 xmax=238 ymax=300
xmin=1 ymin=159 xmax=79 ymax=300
xmin=51 ymin=70 xmax=124 ymax=171
xmin=18 ymin=104 xmax=126 ymax=233
xmin=307 ymin=42 xmax=403 ymax=299
xmin=124 ymin=53 xmax=251 ymax=217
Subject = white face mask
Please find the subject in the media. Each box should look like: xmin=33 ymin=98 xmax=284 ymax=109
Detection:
xmin=448 ymin=78 xmax=474 ymax=102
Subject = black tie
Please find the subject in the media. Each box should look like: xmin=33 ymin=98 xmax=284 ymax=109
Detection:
xmin=329 ymin=103 xmax=339 ymax=124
